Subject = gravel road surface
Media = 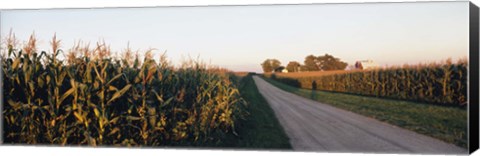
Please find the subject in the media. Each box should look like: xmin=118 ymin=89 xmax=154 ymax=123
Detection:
xmin=252 ymin=76 xmax=467 ymax=154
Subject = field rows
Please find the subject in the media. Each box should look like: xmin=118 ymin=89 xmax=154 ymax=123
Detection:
xmin=266 ymin=62 xmax=468 ymax=107
xmin=2 ymin=35 xmax=247 ymax=146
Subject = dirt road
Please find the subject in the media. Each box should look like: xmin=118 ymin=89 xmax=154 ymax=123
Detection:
xmin=252 ymin=76 xmax=467 ymax=154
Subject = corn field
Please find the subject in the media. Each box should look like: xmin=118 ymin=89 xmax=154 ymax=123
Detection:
xmin=267 ymin=61 xmax=468 ymax=107
xmin=2 ymin=33 xmax=247 ymax=146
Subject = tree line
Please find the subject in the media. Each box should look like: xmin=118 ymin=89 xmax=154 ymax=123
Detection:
xmin=261 ymin=54 xmax=348 ymax=73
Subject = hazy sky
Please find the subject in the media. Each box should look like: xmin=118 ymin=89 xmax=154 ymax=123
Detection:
xmin=0 ymin=2 xmax=469 ymax=73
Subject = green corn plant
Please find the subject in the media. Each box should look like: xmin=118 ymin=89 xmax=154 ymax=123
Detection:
xmin=3 ymin=33 xmax=248 ymax=147
xmin=268 ymin=59 xmax=468 ymax=107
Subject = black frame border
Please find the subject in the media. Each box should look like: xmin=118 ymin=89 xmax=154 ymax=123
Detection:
xmin=469 ymin=1 xmax=479 ymax=154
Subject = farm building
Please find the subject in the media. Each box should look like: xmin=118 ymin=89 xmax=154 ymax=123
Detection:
xmin=274 ymin=66 xmax=287 ymax=73
xmin=355 ymin=60 xmax=379 ymax=70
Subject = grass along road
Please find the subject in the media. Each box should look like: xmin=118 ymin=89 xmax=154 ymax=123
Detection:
xmin=254 ymin=75 xmax=466 ymax=153
xmin=261 ymin=76 xmax=467 ymax=149
xmin=219 ymin=74 xmax=291 ymax=149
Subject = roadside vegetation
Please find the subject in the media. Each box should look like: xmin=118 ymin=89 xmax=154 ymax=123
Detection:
xmin=2 ymin=33 xmax=248 ymax=146
xmin=262 ymin=77 xmax=467 ymax=148
xmin=265 ymin=60 xmax=468 ymax=107
xmin=221 ymin=73 xmax=291 ymax=149
xmin=2 ymin=32 xmax=291 ymax=149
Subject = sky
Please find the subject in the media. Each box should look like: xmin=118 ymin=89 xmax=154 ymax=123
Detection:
xmin=0 ymin=1 xmax=469 ymax=73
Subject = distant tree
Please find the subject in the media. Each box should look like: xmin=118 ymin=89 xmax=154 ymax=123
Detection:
xmin=271 ymin=59 xmax=281 ymax=70
xmin=304 ymin=55 xmax=319 ymax=71
xmin=299 ymin=65 xmax=309 ymax=72
xmin=261 ymin=60 xmax=273 ymax=73
xmin=286 ymin=61 xmax=301 ymax=72
xmin=261 ymin=59 xmax=281 ymax=73
xmin=316 ymin=54 xmax=348 ymax=71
